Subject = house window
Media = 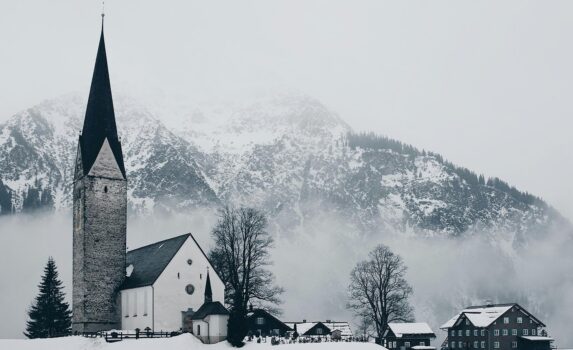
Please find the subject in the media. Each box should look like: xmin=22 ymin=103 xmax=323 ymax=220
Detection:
xmin=523 ymin=329 xmax=529 ymax=336
xmin=451 ymin=330 xmax=456 ymax=337
xmin=451 ymin=341 xmax=456 ymax=349
xmin=466 ymin=330 xmax=470 ymax=336
xmin=512 ymin=329 xmax=517 ymax=336
xmin=494 ymin=330 xmax=499 ymax=336
xmin=419 ymin=342 xmax=425 ymax=346
xmin=458 ymin=341 xmax=462 ymax=349
xmin=517 ymin=317 xmax=523 ymax=324
xmin=104 ymin=186 xmax=108 ymax=193
xmin=459 ymin=330 xmax=463 ymax=336
xmin=494 ymin=342 xmax=500 ymax=349
xmin=481 ymin=341 xmax=485 ymax=349
xmin=317 ymin=328 xmax=323 ymax=335
xmin=405 ymin=342 xmax=411 ymax=348
xmin=187 ymin=259 xmax=193 ymax=265
xmin=256 ymin=317 xmax=265 ymax=325
xmin=503 ymin=317 xmax=509 ymax=324
xmin=481 ymin=330 xmax=485 ymax=336
xmin=512 ymin=341 xmax=517 ymax=348
xmin=474 ymin=330 xmax=478 ymax=336
xmin=466 ymin=320 xmax=470 ymax=326
xmin=503 ymin=329 xmax=508 ymax=336
xmin=197 ymin=325 xmax=201 ymax=336
xmin=532 ymin=329 xmax=537 ymax=336
xmin=474 ymin=341 xmax=478 ymax=348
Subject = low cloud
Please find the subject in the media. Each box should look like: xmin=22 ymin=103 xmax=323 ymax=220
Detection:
xmin=0 ymin=211 xmax=572 ymax=347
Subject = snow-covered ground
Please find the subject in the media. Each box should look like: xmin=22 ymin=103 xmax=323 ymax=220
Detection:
xmin=0 ymin=334 xmax=384 ymax=350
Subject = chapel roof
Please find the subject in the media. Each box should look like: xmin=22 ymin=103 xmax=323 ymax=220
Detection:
xmin=191 ymin=301 xmax=229 ymax=320
xmin=121 ymin=233 xmax=190 ymax=290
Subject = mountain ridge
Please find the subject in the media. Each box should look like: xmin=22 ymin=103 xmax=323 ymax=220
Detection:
xmin=0 ymin=92 xmax=568 ymax=240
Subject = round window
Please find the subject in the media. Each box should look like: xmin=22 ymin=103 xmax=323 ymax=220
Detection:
xmin=185 ymin=284 xmax=195 ymax=295
xmin=187 ymin=259 xmax=193 ymax=265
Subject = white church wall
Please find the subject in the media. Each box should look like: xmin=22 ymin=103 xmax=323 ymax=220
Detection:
xmin=153 ymin=235 xmax=225 ymax=331
xmin=192 ymin=315 xmax=228 ymax=344
xmin=120 ymin=286 xmax=153 ymax=331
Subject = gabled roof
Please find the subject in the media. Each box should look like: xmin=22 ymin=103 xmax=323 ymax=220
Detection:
xmin=79 ymin=25 xmax=126 ymax=178
xmin=191 ymin=301 xmax=229 ymax=320
xmin=323 ymin=322 xmax=353 ymax=337
xmin=387 ymin=323 xmax=435 ymax=338
xmin=440 ymin=303 xmax=545 ymax=329
xmin=121 ymin=234 xmax=190 ymax=289
xmin=247 ymin=309 xmax=292 ymax=331
xmin=285 ymin=322 xmax=330 ymax=336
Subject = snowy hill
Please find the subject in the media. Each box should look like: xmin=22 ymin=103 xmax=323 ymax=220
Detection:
xmin=0 ymin=92 xmax=567 ymax=240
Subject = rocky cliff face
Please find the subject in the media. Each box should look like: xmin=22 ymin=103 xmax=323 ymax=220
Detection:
xmin=0 ymin=93 xmax=566 ymax=240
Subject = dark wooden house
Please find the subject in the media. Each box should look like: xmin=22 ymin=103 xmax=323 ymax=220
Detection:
xmin=440 ymin=303 xmax=553 ymax=350
xmin=246 ymin=308 xmax=292 ymax=337
xmin=285 ymin=321 xmax=332 ymax=338
xmin=384 ymin=322 xmax=436 ymax=350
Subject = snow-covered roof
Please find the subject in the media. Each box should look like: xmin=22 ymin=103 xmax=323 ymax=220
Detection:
xmin=285 ymin=322 xmax=317 ymax=335
xmin=519 ymin=336 xmax=553 ymax=342
xmin=324 ymin=322 xmax=353 ymax=337
xmin=388 ymin=323 xmax=435 ymax=337
xmin=440 ymin=304 xmax=514 ymax=329
xmin=285 ymin=321 xmax=353 ymax=337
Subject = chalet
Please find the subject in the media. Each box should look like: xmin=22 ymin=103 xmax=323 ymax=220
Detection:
xmin=246 ymin=308 xmax=292 ymax=337
xmin=323 ymin=321 xmax=353 ymax=340
xmin=285 ymin=321 xmax=331 ymax=339
xmin=384 ymin=322 xmax=436 ymax=350
xmin=440 ymin=303 xmax=553 ymax=350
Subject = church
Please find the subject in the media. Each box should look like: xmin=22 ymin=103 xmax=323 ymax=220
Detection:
xmin=71 ymin=17 xmax=227 ymax=342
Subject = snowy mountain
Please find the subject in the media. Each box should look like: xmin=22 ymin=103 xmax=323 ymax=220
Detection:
xmin=0 ymin=92 xmax=568 ymax=239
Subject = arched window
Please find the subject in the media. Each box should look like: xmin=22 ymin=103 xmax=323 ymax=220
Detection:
xmin=104 ymin=186 xmax=108 ymax=193
xmin=197 ymin=324 xmax=201 ymax=335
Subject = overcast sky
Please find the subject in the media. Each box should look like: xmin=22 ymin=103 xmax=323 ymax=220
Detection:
xmin=1 ymin=1 xmax=572 ymax=221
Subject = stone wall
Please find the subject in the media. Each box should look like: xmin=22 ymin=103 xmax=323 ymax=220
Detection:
xmin=72 ymin=173 xmax=126 ymax=333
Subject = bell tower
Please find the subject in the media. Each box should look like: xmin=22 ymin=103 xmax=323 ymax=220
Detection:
xmin=72 ymin=14 xmax=127 ymax=333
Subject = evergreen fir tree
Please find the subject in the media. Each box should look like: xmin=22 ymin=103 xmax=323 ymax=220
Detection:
xmin=24 ymin=257 xmax=72 ymax=338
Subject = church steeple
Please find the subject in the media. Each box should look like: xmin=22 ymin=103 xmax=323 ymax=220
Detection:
xmin=205 ymin=270 xmax=213 ymax=304
xmin=78 ymin=20 xmax=126 ymax=179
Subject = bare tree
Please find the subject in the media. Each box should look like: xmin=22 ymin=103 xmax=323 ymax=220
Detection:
xmin=209 ymin=206 xmax=283 ymax=346
xmin=347 ymin=244 xmax=414 ymax=344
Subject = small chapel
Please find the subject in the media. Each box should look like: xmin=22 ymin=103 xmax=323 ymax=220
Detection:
xmin=71 ymin=16 xmax=228 ymax=343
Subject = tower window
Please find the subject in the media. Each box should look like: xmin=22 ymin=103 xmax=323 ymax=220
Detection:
xmin=104 ymin=186 xmax=108 ymax=193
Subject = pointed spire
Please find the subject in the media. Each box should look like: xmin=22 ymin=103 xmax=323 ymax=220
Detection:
xmin=79 ymin=16 xmax=126 ymax=178
xmin=204 ymin=269 xmax=213 ymax=304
